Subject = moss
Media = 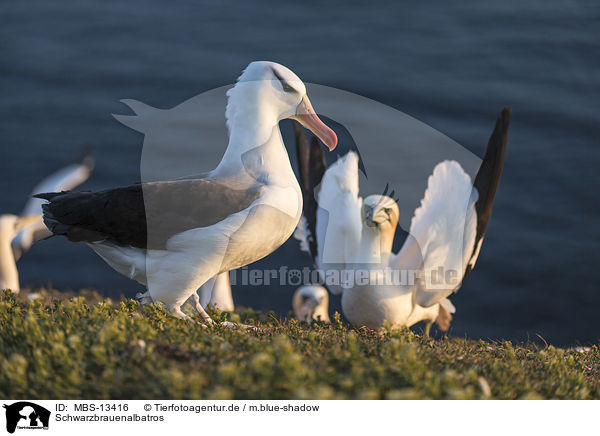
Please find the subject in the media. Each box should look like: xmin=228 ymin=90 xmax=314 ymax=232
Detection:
xmin=0 ymin=289 xmax=598 ymax=399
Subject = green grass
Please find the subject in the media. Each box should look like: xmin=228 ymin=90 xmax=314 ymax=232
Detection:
xmin=0 ymin=289 xmax=598 ymax=399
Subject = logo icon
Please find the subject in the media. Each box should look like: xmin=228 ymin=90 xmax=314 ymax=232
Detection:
xmin=3 ymin=402 xmax=50 ymax=434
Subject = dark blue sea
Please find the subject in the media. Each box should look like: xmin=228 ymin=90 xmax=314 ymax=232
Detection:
xmin=1 ymin=0 xmax=598 ymax=345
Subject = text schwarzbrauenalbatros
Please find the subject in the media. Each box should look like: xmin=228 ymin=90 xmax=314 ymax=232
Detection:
xmin=55 ymin=414 xmax=163 ymax=422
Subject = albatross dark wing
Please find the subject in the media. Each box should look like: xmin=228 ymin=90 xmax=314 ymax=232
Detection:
xmin=464 ymin=107 xmax=511 ymax=278
xmin=294 ymin=121 xmax=327 ymax=261
xmin=36 ymin=179 xmax=261 ymax=250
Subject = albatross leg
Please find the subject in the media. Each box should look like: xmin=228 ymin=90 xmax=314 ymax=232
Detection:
xmin=424 ymin=321 xmax=433 ymax=337
xmin=190 ymin=293 xmax=216 ymax=325
xmin=136 ymin=291 xmax=205 ymax=325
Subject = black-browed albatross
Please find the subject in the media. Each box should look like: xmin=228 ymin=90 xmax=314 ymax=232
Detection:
xmin=37 ymin=61 xmax=337 ymax=324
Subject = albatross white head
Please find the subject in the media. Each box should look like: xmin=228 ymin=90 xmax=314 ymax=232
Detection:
xmin=224 ymin=61 xmax=337 ymax=152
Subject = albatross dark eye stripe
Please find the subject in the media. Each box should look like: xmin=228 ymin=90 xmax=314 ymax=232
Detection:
xmin=272 ymin=68 xmax=297 ymax=93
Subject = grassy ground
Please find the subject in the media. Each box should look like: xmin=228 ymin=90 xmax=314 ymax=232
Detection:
xmin=0 ymin=289 xmax=598 ymax=399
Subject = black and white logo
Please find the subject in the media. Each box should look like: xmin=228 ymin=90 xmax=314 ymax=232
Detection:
xmin=3 ymin=402 xmax=50 ymax=434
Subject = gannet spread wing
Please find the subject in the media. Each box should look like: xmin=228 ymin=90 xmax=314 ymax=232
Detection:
xmin=391 ymin=160 xmax=478 ymax=308
xmin=393 ymin=108 xmax=511 ymax=308
xmin=294 ymin=134 xmax=362 ymax=294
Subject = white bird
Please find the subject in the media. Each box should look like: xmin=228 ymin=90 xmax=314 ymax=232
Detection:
xmin=0 ymin=215 xmax=41 ymax=292
xmin=292 ymin=285 xmax=330 ymax=323
xmin=11 ymin=155 xmax=95 ymax=261
xmin=37 ymin=61 xmax=337 ymax=324
xmin=0 ymin=156 xmax=95 ymax=293
xmin=198 ymin=271 xmax=235 ymax=312
xmin=295 ymin=108 xmax=510 ymax=334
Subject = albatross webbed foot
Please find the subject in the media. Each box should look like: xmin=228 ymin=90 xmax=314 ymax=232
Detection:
xmin=220 ymin=321 xmax=260 ymax=331
xmin=169 ymin=305 xmax=196 ymax=323
xmin=190 ymin=293 xmax=257 ymax=331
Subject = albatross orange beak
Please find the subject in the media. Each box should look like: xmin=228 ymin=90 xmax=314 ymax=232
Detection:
xmin=292 ymin=95 xmax=337 ymax=151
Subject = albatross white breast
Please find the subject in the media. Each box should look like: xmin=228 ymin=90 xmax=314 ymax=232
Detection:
xmin=294 ymin=108 xmax=510 ymax=334
xmin=36 ymin=61 xmax=337 ymax=324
